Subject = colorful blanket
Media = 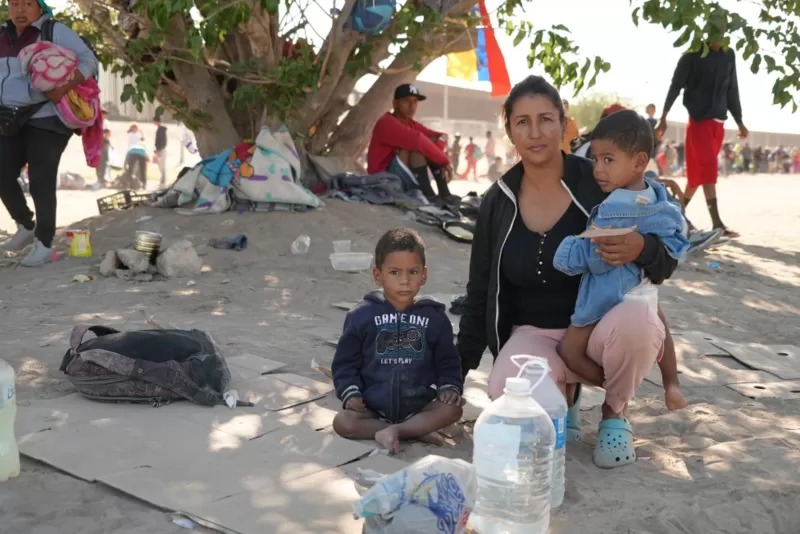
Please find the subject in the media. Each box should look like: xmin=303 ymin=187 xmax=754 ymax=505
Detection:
xmin=170 ymin=125 xmax=320 ymax=214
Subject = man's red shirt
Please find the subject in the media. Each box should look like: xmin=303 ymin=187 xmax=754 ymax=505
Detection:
xmin=366 ymin=112 xmax=450 ymax=174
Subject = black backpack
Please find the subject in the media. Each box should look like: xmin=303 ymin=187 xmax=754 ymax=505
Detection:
xmin=60 ymin=325 xmax=233 ymax=406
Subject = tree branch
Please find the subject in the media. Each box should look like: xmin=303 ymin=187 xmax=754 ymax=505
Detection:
xmin=326 ymin=3 xmax=479 ymax=157
xmin=242 ymin=1 xmax=278 ymax=70
xmin=292 ymin=0 xmax=364 ymax=134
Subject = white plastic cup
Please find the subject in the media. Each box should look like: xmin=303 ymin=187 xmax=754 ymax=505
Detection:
xmin=291 ymin=235 xmax=311 ymax=255
xmin=332 ymin=240 xmax=351 ymax=254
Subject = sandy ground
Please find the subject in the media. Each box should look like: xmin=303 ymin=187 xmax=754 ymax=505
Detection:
xmin=0 ymin=172 xmax=799 ymax=533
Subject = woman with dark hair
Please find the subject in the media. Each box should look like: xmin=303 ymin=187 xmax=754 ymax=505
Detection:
xmin=457 ymin=75 xmax=678 ymax=468
xmin=0 ymin=0 xmax=98 ymax=266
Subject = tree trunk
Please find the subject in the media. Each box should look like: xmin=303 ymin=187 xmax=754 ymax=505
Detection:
xmin=163 ymin=17 xmax=242 ymax=155
xmin=323 ymin=12 xmax=478 ymax=158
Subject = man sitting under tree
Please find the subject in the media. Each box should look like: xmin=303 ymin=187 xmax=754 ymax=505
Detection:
xmin=366 ymin=84 xmax=458 ymax=205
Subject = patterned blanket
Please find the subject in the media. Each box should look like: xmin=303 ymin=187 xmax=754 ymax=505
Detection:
xmin=170 ymin=126 xmax=320 ymax=214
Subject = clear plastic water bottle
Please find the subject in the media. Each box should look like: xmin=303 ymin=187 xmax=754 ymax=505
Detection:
xmin=290 ymin=234 xmax=311 ymax=255
xmin=471 ymin=375 xmax=555 ymax=534
xmin=0 ymin=358 xmax=20 ymax=482
xmin=514 ymin=355 xmax=567 ymax=508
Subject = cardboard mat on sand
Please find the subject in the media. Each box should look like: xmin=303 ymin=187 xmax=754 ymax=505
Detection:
xmin=727 ymin=379 xmax=800 ymax=401
xmin=709 ymin=341 xmax=800 ymax=380
xmin=17 ymin=355 xmax=395 ymax=534
xmin=645 ymin=331 xmax=800 ymax=395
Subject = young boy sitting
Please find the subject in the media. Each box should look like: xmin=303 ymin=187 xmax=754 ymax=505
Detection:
xmin=554 ymin=110 xmax=691 ymax=413
xmin=332 ymin=228 xmax=463 ymax=453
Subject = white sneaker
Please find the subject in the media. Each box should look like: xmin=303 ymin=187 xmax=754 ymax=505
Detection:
xmin=2 ymin=224 xmax=35 ymax=251
xmin=20 ymin=239 xmax=52 ymax=267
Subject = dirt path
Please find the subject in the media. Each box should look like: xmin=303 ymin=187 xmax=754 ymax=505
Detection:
xmin=0 ymin=173 xmax=798 ymax=533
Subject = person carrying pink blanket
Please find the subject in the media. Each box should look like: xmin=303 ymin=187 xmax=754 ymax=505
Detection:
xmin=0 ymin=1 xmax=99 ymax=267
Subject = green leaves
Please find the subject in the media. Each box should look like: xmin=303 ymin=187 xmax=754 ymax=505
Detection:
xmin=632 ymin=0 xmax=800 ymax=110
xmin=572 ymin=93 xmax=630 ymax=130
xmin=523 ymin=25 xmax=609 ymax=94
xmin=261 ymin=0 xmax=280 ymax=14
xmin=63 ymin=0 xmax=799 ymax=147
xmin=751 ymin=54 xmax=761 ymax=74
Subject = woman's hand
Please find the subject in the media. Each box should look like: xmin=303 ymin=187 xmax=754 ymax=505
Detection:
xmin=593 ymin=232 xmax=645 ymax=267
xmin=44 ymin=86 xmax=70 ymax=103
xmin=43 ymin=71 xmax=85 ymax=103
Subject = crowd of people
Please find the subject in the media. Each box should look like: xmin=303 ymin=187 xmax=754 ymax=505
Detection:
xmin=94 ymin=117 xmax=170 ymax=190
xmin=647 ymin=138 xmax=800 ymax=178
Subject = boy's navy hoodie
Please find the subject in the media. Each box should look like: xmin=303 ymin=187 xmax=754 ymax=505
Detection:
xmin=332 ymin=291 xmax=463 ymax=423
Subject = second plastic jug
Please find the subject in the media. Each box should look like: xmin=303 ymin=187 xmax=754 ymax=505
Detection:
xmin=513 ymin=355 xmax=568 ymax=508
xmin=471 ymin=374 xmax=555 ymax=534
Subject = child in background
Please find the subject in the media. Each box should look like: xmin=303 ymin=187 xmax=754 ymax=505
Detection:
xmin=553 ymin=110 xmax=690 ymax=414
xmin=94 ymin=128 xmax=112 ymax=189
xmin=332 ymin=228 xmax=463 ymax=453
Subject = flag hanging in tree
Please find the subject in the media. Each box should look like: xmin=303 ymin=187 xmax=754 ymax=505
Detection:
xmin=445 ymin=0 xmax=511 ymax=97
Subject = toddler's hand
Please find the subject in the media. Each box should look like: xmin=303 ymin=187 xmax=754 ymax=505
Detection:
xmin=345 ymin=396 xmax=366 ymax=412
xmin=664 ymin=384 xmax=688 ymax=411
xmin=437 ymin=388 xmax=461 ymax=405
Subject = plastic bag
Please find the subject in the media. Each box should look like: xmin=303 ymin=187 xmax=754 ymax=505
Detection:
xmin=354 ymin=455 xmax=476 ymax=534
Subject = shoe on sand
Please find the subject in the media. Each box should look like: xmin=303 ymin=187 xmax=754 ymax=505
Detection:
xmin=2 ymin=224 xmax=35 ymax=251
xmin=593 ymin=417 xmax=636 ymax=469
xmin=20 ymin=239 xmax=52 ymax=267
xmin=687 ymin=228 xmax=723 ymax=255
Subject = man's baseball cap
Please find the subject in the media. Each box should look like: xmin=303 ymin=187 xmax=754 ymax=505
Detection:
xmin=601 ymin=104 xmax=626 ymax=118
xmin=394 ymin=83 xmax=427 ymax=101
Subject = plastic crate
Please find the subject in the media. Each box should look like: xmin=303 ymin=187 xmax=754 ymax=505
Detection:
xmin=96 ymin=190 xmax=155 ymax=214
xmin=96 ymin=190 xmax=133 ymax=214
xmin=129 ymin=192 xmax=155 ymax=207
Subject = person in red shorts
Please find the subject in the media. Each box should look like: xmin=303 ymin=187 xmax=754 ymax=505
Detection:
xmin=656 ymin=19 xmax=747 ymax=238
xmin=366 ymin=83 xmax=457 ymax=204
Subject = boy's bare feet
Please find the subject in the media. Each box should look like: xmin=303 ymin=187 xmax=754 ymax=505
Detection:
xmin=375 ymin=426 xmax=401 ymax=454
xmin=419 ymin=431 xmax=446 ymax=446
xmin=664 ymin=384 xmax=688 ymax=411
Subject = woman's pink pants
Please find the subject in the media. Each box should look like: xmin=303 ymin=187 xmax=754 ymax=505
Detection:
xmin=487 ymin=299 xmax=665 ymax=413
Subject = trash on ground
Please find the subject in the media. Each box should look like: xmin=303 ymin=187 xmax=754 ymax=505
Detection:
xmin=171 ymin=515 xmax=197 ymax=529
xmin=354 ymin=455 xmax=476 ymax=534
xmin=291 ymin=234 xmax=311 ymax=255
xmin=209 ymin=234 xmax=248 ymax=251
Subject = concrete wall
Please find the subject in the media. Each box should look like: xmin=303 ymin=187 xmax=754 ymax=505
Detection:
xmin=97 ymin=65 xmax=161 ymax=122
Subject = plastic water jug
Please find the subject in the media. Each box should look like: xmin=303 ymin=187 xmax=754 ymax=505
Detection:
xmin=471 ymin=374 xmax=555 ymax=534
xmin=513 ymin=355 xmax=568 ymax=508
xmin=0 ymin=358 xmax=20 ymax=481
